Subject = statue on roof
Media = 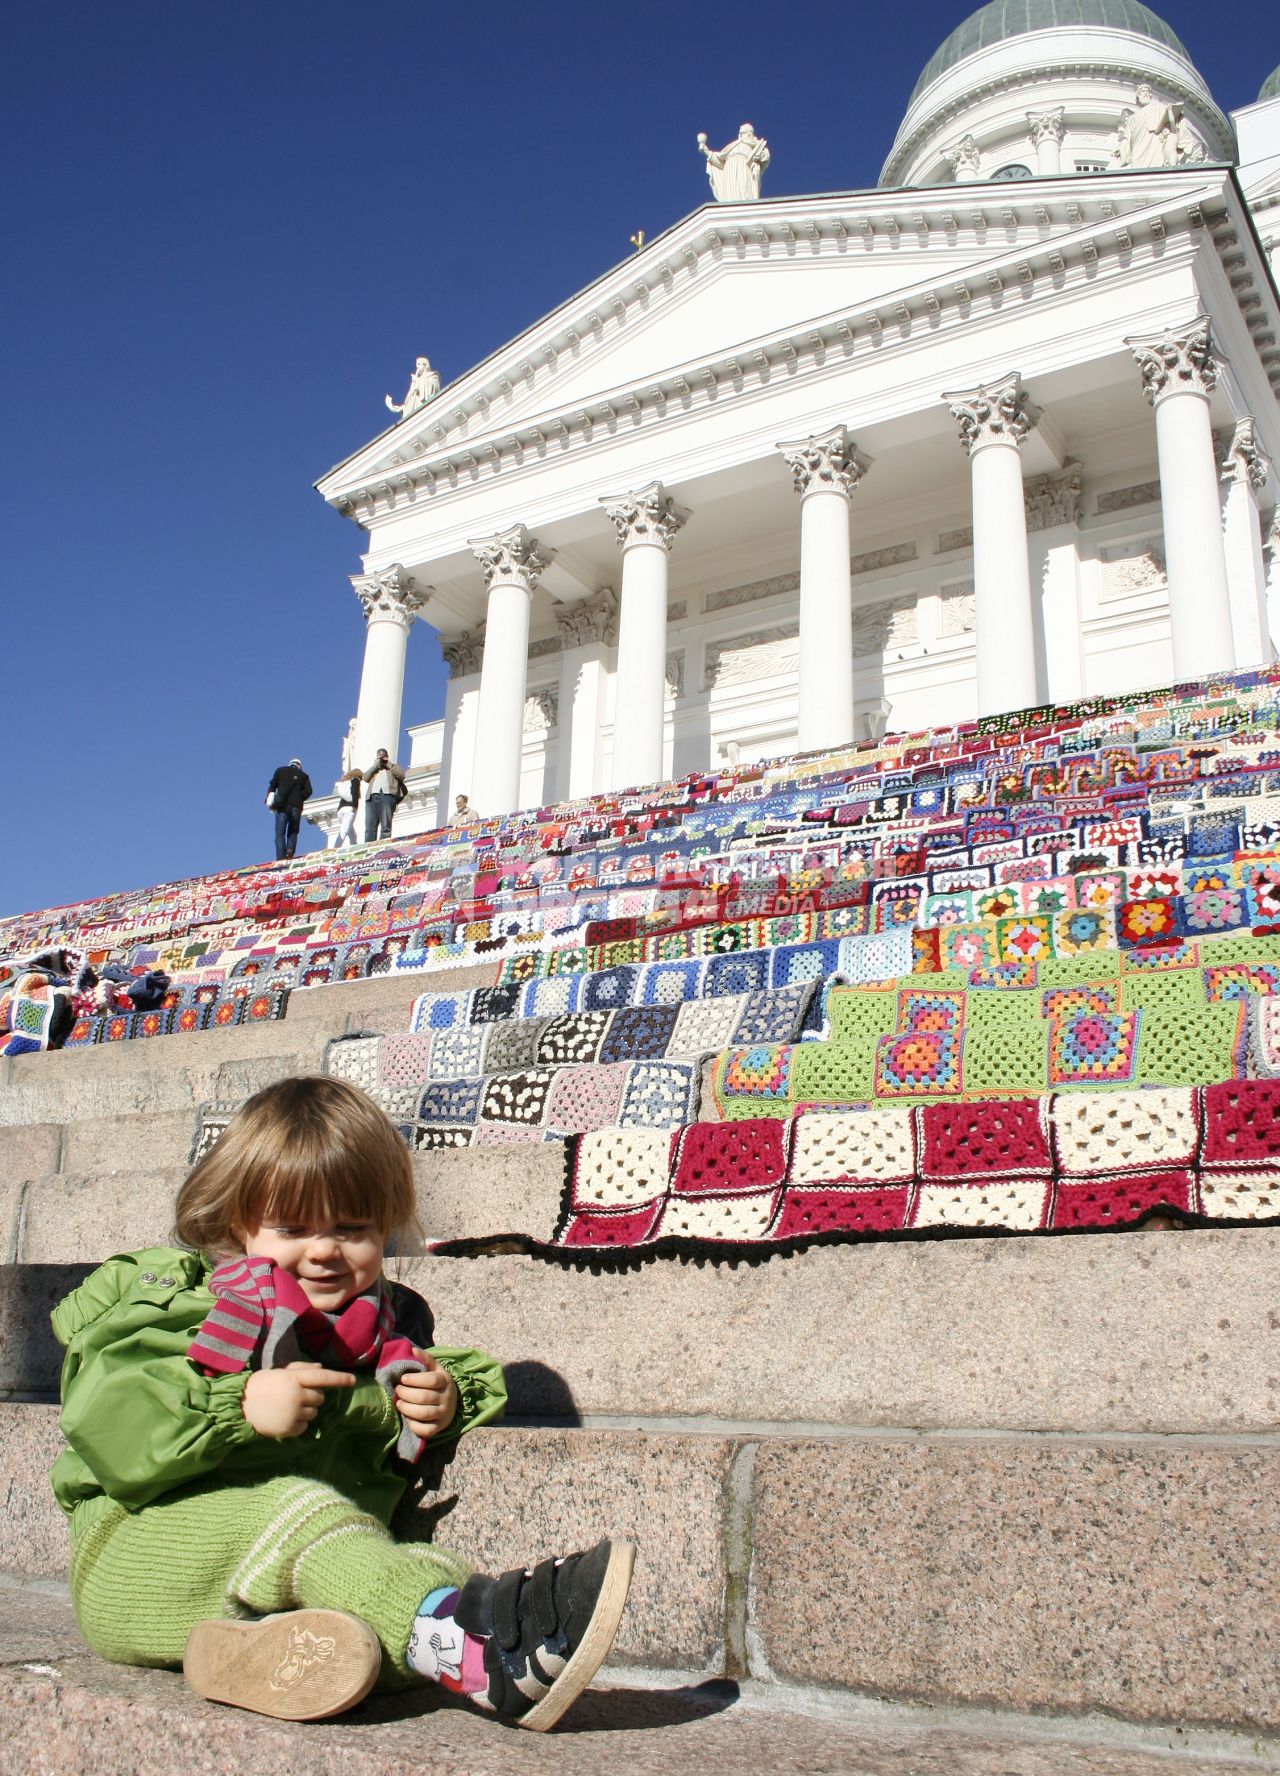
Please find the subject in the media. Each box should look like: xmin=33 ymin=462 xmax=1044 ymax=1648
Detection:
xmin=697 ymin=123 xmax=770 ymax=201
xmin=385 ymin=356 xmax=440 ymax=420
xmin=1114 ymin=83 xmax=1179 ymax=168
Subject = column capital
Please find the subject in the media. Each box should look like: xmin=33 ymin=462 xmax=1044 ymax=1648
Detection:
xmin=1221 ymin=417 xmax=1271 ymax=491
xmin=777 ymin=424 xmax=866 ymax=499
xmin=945 ymin=374 xmax=1038 ymax=455
xmin=1127 ymin=319 xmax=1218 ymax=405
xmin=470 ymin=523 xmax=551 ymax=592
xmin=555 ymin=588 xmax=618 ymax=649
xmin=1026 ymin=107 xmax=1064 ymax=146
xmin=440 ymin=628 xmax=485 ymax=677
xmin=600 ymin=480 xmax=690 ymax=551
xmin=351 ymin=563 xmax=429 ymax=632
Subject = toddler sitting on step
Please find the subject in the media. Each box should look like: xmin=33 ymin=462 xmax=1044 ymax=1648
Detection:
xmin=49 ymin=1075 xmax=634 ymax=1731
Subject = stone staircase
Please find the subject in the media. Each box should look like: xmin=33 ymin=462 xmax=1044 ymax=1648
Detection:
xmin=2 ymin=967 xmax=1278 ymax=1771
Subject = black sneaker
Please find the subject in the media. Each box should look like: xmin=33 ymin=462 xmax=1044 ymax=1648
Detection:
xmin=454 ymin=1538 xmax=635 ymax=1732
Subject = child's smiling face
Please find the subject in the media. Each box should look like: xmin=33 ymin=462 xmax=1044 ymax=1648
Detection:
xmin=240 ymin=1217 xmax=385 ymax=1309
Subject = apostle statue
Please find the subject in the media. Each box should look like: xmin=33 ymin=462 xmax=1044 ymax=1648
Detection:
xmin=697 ymin=123 xmax=770 ymax=202
xmin=385 ymin=355 xmax=440 ymax=419
xmin=1114 ymin=83 xmax=1179 ymax=168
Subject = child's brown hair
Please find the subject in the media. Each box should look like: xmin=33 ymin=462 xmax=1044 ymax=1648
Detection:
xmin=174 ymin=1076 xmax=417 ymax=1254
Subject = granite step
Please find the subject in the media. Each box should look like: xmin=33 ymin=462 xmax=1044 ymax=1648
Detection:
xmin=0 ymin=964 xmax=497 ymax=1132
xmin=5 ymin=1227 xmax=1280 ymax=1434
xmin=4 ymin=1407 xmax=1278 ymax=1737
xmin=6 ymin=1582 xmax=1274 ymax=1776
xmin=0 ymin=1025 xmax=333 ymax=1127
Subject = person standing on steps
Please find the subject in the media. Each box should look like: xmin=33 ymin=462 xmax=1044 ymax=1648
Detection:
xmin=362 ymin=748 xmax=407 ymax=842
xmin=330 ymin=769 xmax=363 ymax=849
xmin=265 ymin=758 xmax=313 ymax=861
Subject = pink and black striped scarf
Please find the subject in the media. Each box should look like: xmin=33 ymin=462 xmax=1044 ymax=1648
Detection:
xmin=187 ymin=1254 xmax=425 ymax=1460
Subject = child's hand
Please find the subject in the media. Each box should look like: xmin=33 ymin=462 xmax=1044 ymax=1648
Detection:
xmin=394 ymin=1350 xmax=458 ymax=1442
xmin=243 ymin=1363 xmax=355 ymax=1438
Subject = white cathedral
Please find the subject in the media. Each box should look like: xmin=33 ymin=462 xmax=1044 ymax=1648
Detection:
xmin=309 ymin=0 xmax=1280 ymax=838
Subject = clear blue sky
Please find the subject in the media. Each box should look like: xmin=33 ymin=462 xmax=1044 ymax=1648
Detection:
xmin=3 ymin=0 xmax=1273 ymax=919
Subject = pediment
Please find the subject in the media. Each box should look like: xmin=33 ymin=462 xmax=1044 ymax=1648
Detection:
xmin=321 ymin=170 xmax=1254 ymax=504
xmin=484 ymin=247 xmax=985 ymax=429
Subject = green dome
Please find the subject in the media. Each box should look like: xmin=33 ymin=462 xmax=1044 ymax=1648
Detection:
xmin=1262 ymin=65 xmax=1280 ymax=102
xmin=910 ymin=1 xmax=1191 ymax=104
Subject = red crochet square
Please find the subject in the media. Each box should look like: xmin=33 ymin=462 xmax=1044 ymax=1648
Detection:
xmin=919 ymin=1099 xmax=1050 ymax=1181
xmin=773 ymin=1186 xmax=911 ymax=1240
xmin=1051 ymin=1173 xmax=1192 ymax=1228
xmin=671 ymin=1120 xmax=789 ymax=1195
xmin=1201 ymin=1081 xmax=1280 ymax=1168
xmin=558 ymin=1204 xmax=664 ymax=1247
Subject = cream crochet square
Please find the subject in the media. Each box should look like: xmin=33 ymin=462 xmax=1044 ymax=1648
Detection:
xmin=1199 ymin=1170 xmax=1280 ymax=1219
xmin=913 ymin=1180 xmax=1047 ymax=1231
xmin=790 ymin=1106 xmax=915 ymax=1184
xmin=1052 ymin=1088 xmax=1196 ymax=1176
xmin=571 ymin=1127 xmax=671 ymax=1208
xmin=654 ymin=1190 xmax=777 ymax=1243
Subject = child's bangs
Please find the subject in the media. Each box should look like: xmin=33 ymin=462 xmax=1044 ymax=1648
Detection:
xmin=250 ymin=1135 xmax=373 ymax=1232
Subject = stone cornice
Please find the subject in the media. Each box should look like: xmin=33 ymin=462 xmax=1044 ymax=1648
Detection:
xmin=319 ymin=176 xmax=1278 ymax=527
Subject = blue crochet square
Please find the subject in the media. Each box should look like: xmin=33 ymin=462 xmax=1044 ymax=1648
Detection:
xmin=704 ymin=952 xmax=768 ymax=998
xmin=640 ymin=960 xmax=701 ymax=1005
xmin=417 ymin=1077 xmax=483 ymax=1126
xmin=618 ymin=1059 xmax=697 ymax=1128
xmin=599 ymin=1004 xmax=680 ymax=1064
xmin=421 ymin=996 xmax=463 ymax=1030
xmin=582 ymin=965 xmax=639 ymax=1011
xmin=736 ymin=983 xmax=814 ymax=1044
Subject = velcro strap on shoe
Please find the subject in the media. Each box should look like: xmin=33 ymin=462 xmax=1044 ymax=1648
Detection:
xmin=527 ymin=1557 xmax=560 ymax=1639
xmin=493 ymin=1567 xmax=524 ymax=1651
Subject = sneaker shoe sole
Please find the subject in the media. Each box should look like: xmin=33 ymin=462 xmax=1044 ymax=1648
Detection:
xmin=183 ymin=1609 xmax=382 ymax=1721
xmin=517 ymin=1539 xmax=636 ymax=1733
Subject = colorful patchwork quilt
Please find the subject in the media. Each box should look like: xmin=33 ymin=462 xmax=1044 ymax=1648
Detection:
xmin=323 ymin=1033 xmax=701 ymax=1149
xmin=712 ymin=935 xmax=1280 ymax=1117
xmin=0 ymin=971 xmax=73 ymax=1056
xmin=425 ymin=1078 xmax=1280 ymax=1257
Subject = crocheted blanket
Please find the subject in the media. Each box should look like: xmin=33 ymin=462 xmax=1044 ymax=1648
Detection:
xmin=426 ymin=1078 xmax=1280 ymax=1257
xmin=712 ymin=936 xmax=1280 ymax=1117
xmin=322 ymin=1035 xmax=701 ymax=1149
xmin=0 ymin=971 xmax=73 ymax=1056
xmin=411 ymin=973 xmax=820 ymax=1040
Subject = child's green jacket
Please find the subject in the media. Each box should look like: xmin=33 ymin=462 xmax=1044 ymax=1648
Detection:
xmin=49 ymin=1246 xmax=506 ymax=1528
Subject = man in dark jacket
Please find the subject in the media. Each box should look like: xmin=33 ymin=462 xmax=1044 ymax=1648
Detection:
xmin=265 ymin=757 xmax=313 ymax=860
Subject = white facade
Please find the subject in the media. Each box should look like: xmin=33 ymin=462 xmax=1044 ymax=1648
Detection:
xmin=310 ymin=8 xmax=1280 ymax=838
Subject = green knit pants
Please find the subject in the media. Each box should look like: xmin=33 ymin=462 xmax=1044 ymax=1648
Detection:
xmin=70 ymin=1478 xmax=472 ymax=1682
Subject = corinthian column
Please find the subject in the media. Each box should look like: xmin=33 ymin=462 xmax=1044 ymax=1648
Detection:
xmin=468 ymin=524 xmax=551 ymax=815
xmin=1128 ymin=321 xmax=1234 ymax=677
xmin=601 ymin=481 xmax=689 ymax=791
xmin=1027 ymin=108 xmax=1064 ymax=175
xmin=945 ymin=373 xmax=1040 ymax=717
xmin=1221 ymin=419 xmax=1273 ymax=665
xmin=351 ymin=565 xmax=428 ymax=767
xmin=777 ymin=425 xmax=864 ymax=751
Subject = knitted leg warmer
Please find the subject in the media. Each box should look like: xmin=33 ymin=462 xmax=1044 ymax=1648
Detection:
xmin=292 ymin=1519 xmax=472 ymax=1679
xmin=69 ymin=1477 xmax=471 ymax=1679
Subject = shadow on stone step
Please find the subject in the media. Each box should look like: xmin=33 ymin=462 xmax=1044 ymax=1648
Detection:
xmin=354 ymin=1676 xmax=742 ymax=1732
xmin=0 ymin=1263 xmax=92 ymax=1398
xmin=500 ymin=1359 xmax=583 ymax=1424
